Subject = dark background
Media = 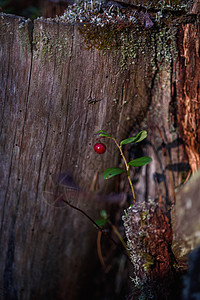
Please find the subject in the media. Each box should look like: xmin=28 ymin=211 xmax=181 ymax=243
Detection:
xmin=0 ymin=0 xmax=74 ymax=19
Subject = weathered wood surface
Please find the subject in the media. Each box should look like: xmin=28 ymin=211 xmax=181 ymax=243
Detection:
xmin=0 ymin=0 xmax=200 ymax=298
xmin=182 ymin=246 xmax=200 ymax=300
xmin=172 ymin=170 xmax=200 ymax=264
xmin=0 ymin=13 xmax=158 ymax=300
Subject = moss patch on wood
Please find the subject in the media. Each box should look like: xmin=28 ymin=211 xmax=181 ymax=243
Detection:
xmin=123 ymin=200 xmax=184 ymax=299
xmin=79 ymin=23 xmax=178 ymax=70
xmin=55 ymin=0 xmax=192 ymax=70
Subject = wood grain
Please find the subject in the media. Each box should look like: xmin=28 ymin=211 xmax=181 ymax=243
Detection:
xmin=0 ymin=1 xmax=199 ymax=297
xmin=0 ymin=13 xmax=155 ymax=299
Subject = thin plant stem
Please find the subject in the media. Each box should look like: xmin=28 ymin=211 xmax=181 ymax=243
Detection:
xmin=62 ymin=197 xmax=131 ymax=261
xmin=109 ymin=221 xmax=130 ymax=257
xmin=127 ymin=173 xmax=136 ymax=202
xmin=107 ymin=136 xmax=136 ymax=203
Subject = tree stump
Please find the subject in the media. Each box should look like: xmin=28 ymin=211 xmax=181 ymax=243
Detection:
xmin=0 ymin=0 xmax=200 ymax=299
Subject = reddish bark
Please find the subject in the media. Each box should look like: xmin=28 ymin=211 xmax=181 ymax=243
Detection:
xmin=177 ymin=21 xmax=200 ymax=172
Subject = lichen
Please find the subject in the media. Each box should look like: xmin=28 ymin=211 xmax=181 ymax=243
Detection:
xmin=33 ymin=0 xmax=192 ymax=69
xmin=54 ymin=0 xmax=190 ymax=70
xmin=32 ymin=26 xmax=69 ymax=64
xmin=57 ymin=0 xmax=190 ymax=26
xmin=122 ymin=199 xmax=157 ymax=286
xmin=123 ymin=198 xmax=174 ymax=289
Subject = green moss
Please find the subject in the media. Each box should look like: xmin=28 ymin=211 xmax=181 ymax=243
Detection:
xmin=79 ymin=24 xmax=119 ymax=51
xmin=68 ymin=0 xmax=193 ymax=71
xmin=141 ymin=252 xmax=155 ymax=272
xmin=46 ymin=0 xmax=192 ymax=70
xmin=79 ymin=21 xmax=178 ymax=71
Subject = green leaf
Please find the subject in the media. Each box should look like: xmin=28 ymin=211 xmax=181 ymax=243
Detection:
xmin=120 ymin=130 xmax=147 ymax=145
xmin=120 ymin=137 xmax=137 ymax=145
xmin=103 ymin=168 xmax=125 ymax=180
xmin=94 ymin=210 xmax=108 ymax=228
xmin=95 ymin=218 xmax=108 ymax=227
xmin=128 ymin=157 xmax=152 ymax=167
xmin=95 ymin=130 xmax=112 ymax=138
xmin=100 ymin=210 xmax=108 ymax=219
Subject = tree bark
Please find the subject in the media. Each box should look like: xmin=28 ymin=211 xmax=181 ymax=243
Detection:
xmin=177 ymin=14 xmax=200 ymax=173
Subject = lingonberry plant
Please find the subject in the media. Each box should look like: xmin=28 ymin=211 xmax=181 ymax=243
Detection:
xmin=94 ymin=130 xmax=152 ymax=203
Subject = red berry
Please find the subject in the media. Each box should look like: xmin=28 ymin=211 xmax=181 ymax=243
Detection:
xmin=94 ymin=142 xmax=106 ymax=154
